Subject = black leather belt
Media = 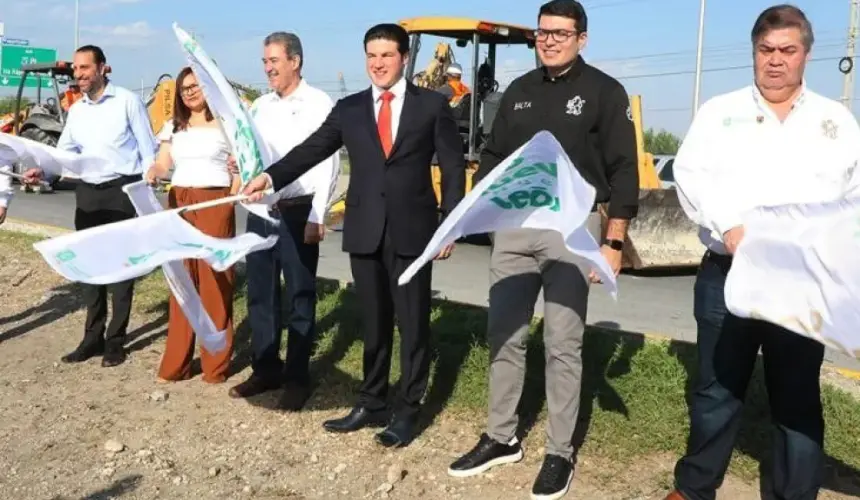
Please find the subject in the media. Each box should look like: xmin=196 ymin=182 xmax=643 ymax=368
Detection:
xmin=704 ymin=250 xmax=733 ymax=273
xmin=82 ymin=174 xmax=143 ymax=190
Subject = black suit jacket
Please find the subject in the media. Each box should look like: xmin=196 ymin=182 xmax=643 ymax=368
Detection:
xmin=265 ymin=81 xmax=466 ymax=256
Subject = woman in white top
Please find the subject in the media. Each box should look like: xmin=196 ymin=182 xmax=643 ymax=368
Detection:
xmin=145 ymin=66 xmax=237 ymax=384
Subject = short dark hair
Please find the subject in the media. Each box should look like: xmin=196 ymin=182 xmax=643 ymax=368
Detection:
xmin=751 ymin=4 xmax=814 ymax=51
xmin=539 ymin=0 xmax=588 ymax=32
xmin=75 ymin=44 xmax=106 ymax=65
xmin=264 ymin=31 xmax=303 ymax=69
xmin=363 ymin=23 xmax=410 ymax=55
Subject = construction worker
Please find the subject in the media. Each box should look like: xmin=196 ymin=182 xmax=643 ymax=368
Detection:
xmin=62 ymin=84 xmax=83 ymax=111
xmin=664 ymin=5 xmax=858 ymax=500
xmin=446 ymin=1 xmax=638 ymax=499
xmin=437 ymin=63 xmax=471 ymax=104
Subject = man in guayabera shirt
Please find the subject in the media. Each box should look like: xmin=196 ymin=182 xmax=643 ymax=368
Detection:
xmin=446 ymin=1 xmax=638 ymax=499
xmin=25 ymin=45 xmax=157 ymax=368
xmin=664 ymin=6 xmax=860 ymax=500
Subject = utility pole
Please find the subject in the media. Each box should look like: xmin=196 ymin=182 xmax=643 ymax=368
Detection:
xmin=692 ymin=0 xmax=706 ymax=118
xmin=74 ymin=0 xmax=79 ymax=50
xmin=841 ymin=0 xmax=860 ymax=110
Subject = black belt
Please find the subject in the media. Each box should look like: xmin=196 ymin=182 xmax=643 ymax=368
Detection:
xmin=704 ymin=250 xmax=733 ymax=273
xmin=80 ymin=174 xmax=142 ymax=190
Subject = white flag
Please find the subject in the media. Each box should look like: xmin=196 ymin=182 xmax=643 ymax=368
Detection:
xmin=0 ymin=133 xmax=114 ymax=183
xmin=397 ymin=131 xmax=617 ymax=296
xmin=725 ymin=196 xmax=860 ymax=358
xmin=123 ymin=181 xmax=228 ymax=353
xmin=33 ymin=206 xmax=278 ymax=286
xmin=172 ymin=23 xmax=279 ymax=222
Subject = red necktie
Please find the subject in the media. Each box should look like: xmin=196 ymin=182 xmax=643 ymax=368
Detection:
xmin=378 ymin=90 xmax=394 ymax=158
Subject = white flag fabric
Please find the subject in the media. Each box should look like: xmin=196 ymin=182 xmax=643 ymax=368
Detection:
xmin=32 ymin=202 xmax=278 ymax=286
xmin=123 ymin=181 xmax=228 ymax=353
xmin=172 ymin=23 xmax=279 ymax=223
xmin=725 ymin=197 xmax=860 ymax=358
xmin=397 ymin=131 xmax=617 ymax=296
xmin=0 ymin=133 xmax=114 ymax=183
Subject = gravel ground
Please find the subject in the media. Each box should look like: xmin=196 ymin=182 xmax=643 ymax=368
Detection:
xmin=0 ymin=233 xmax=857 ymax=500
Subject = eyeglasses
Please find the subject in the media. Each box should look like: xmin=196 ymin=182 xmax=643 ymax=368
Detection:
xmin=180 ymin=83 xmax=200 ymax=96
xmin=534 ymin=29 xmax=578 ymax=43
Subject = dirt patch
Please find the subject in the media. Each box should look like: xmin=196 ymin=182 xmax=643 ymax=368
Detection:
xmin=0 ymin=231 xmax=857 ymax=499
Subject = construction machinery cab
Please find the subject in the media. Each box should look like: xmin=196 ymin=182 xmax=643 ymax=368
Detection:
xmin=400 ymin=17 xmax=538 ymax=168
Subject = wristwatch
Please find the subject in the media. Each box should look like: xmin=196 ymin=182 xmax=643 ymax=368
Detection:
xmin=603 ymin=238 xmax=624 ymax=251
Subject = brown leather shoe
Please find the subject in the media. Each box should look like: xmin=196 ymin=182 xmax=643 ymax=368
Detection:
xmin=228 ymin=375 xmax=281 ymax=398
xmin=664 ymin=491 xmax=686 ymax=500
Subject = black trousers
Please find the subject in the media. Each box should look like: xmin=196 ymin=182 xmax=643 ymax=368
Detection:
xmin=349 ymin=225 xmax=433 ymax=418
xmin=674 ymin=251 xmax=825 ymax=500
xmin=73 ymin=176 xmax=140 ymax=349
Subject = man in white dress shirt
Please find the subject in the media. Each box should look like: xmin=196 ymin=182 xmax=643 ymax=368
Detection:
xmin=664 ymin=6 xmax=860 ymax=500
xmin=228 ymin=32 xmax=340 ymax=410
xmin=0 ymin=165 xmax=11 ymax=225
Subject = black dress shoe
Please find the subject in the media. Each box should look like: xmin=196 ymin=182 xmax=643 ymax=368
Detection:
xmin=101 ymin=348 xmax=126 ymax=367
xmin=228 ymin=375 xmax=281 ymax=399
xmin=279 ymin=381 xmax=312 ymax=412
xmin=323 ymin=406 xmax=389 ymax=433
xmin=375 ymin=414 xmax=417 ymax=448
xmin=61 ymin=341 xmax=104 ymax=363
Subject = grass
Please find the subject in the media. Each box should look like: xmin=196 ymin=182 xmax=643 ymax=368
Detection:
xmin=5 ymin=229 xmax=860 ymax=491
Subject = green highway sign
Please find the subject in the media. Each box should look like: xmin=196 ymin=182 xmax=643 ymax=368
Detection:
xmin=0 ymin=45 xmax=57 ymax=88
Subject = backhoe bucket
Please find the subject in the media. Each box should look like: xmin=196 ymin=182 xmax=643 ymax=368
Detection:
xmin=608 ymin=188 xmax=704 ymax=269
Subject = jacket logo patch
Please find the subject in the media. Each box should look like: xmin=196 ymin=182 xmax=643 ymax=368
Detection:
xmin=566 ymin=96 xmax=585 ymax=116
xmin=514 ymin=101 xmax=532 ymax=110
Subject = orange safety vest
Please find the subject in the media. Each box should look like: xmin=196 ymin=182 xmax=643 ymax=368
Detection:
xmin=447 ymin=78 xmax=470 ymax=100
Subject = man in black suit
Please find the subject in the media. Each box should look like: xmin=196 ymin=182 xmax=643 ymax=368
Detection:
xmin=243 ymin=23 xmax=465 ymax=448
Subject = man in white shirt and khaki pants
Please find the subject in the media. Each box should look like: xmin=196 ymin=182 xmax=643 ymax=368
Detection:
xmin=228 ymin=32 xmax=339 ymax=410
xmin=664 ymin=5 xmax=860 ymax=500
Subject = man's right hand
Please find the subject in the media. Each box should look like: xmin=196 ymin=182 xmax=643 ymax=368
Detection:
xmin=722 ymin=226 xmax=745 ymax=254
xmin=242 ymin=173 xmax=272 ymax=203
xmin=21 ymin=168 xmax=44 ymax=185
xmin=144 ymin=166 xmax=160 ymax=185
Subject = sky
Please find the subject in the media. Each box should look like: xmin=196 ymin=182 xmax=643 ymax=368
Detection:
xmin=0 ymin=0 xmax=853 ymax=135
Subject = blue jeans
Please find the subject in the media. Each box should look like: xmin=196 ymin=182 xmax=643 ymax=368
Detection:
xmin=245 ymin=204 xmax=319 ymax=385
xmin=674 ymin=252 xmax=824 ymax=500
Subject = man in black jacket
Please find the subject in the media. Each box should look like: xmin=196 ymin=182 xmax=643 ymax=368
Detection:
xmin=243 ymin=23 xmax=465 ymax=448
xmin=445 ymin=2 xmax=639 ymax=499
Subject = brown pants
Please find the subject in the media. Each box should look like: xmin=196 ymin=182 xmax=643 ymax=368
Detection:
xmin=158 ymin=186 xmax=236 ymax=383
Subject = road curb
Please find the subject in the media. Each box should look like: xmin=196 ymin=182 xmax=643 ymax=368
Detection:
xmin=2 ymin=217 xmax=71 ymax=237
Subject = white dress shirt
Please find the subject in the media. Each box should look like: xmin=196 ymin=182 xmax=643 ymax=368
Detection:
xmin=0 ymin=164 xmax=12 ymax=209
xmin=252 ymin=79 xmax=340 ymax=225
xmin=371 ymin=76 xmax=407 ymax=140
xmin=674 ymin=83 xmax=860 ymax=255
xmin=57 ymin=82 xmax=158 ymax=184
xmin=157 ymin=120 xmax=232 ymax=188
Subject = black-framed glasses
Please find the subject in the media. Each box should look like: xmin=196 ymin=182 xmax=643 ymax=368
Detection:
xmin=180 ymin=83 xmax=200 ymax=96
xmin=534 ymin=29 xmax=578 ymax=42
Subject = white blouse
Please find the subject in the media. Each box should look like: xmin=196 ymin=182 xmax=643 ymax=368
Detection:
xmin=157 ymin=120 xmax=232 ymax=188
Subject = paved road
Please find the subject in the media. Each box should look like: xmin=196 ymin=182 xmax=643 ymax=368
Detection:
xmin=5 ymin=186 xmax=859 ymax=371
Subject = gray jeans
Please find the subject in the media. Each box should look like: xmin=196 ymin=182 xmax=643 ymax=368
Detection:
xmin=485 ymin=214 xmax=600 ymax=458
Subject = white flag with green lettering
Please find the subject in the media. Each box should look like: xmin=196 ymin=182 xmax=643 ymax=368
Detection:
xmin=397 ymin=131 xmax=617 ymax=297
